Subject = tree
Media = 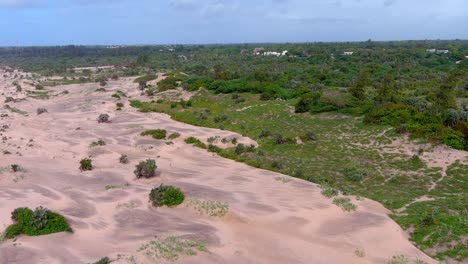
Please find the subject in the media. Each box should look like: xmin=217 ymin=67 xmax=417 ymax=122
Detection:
xmin=295 ymin=91 xmax=322 ymax=113
xmin=349 ymin=70 xmax=368 ymax=100
xmin=136 ymin=54 xmax=149 ymax=65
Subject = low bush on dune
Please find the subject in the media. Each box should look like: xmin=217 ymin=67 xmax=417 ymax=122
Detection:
xmin=141 ymin=129 xmax=167 ymax=140
xmin=4 ymin=207 xmax=72 ymax=239
xmin=168 ymin=132 xmax=181 ymax=140
xmin=93 ymin=257 xmax=111 ymax=264
xmin=184 ymin=137 xmax=207 ymax=149
xmin=332 ymin=197 xmax=357 ymax=212
xmin=89 ymin=139 xmax=106 ymax=147
xmin=97 ymin=113 xmax=110 ymax=123
xmin=79 ymin=158 xmax=93 ymax=171
xmin=149 ymin=184 xmax=185 ymax=207
xmin=134 ymin=159 xmax=157 ymax=178
xmin=119 ymin=154 xmax=129 ymax=164
xmin=36 ymin=108 xmax=48 ymax=115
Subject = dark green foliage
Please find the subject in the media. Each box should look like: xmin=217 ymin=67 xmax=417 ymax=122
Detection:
xmin=295 ymin=91 xmax=322 ymax=113
xmin=134 ymin=159 xmax=157 ymax=179
xmin=208 ymin=144 xmax=222 ymax=153
xmin=97 ymin=113 xmax=110 ymax=123
xmin=116 ymin=102 xmax=124 ymax=108
xmin=79 ymin=158 xmax=93 ymax=171
xmin=119 ymin=154 xmax=129 ymax=164
xmin=184 ymin=137 xmax=207 ymax=149
xmin=93 ymin=257 xmax=111 ymax=264
xmin=168 ymin=132 xmax=181 ymax=139
xmin=259 ymin=130 xmax=272 ymax=138
xmin=141 ymin=129 xmax=167 ymax=139
xmin=343 ymin=165 xmax=367 ymax=182
xmin=149 ymin=184 xmax=185 ymax=207
xmin=4 ymin=207 xmax=72 ymax=239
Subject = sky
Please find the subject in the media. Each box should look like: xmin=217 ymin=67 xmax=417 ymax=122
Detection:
xmin=0 ymin=0 xmax=467 ymax=46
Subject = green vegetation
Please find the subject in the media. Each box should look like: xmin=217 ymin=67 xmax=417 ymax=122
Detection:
xmin=119 ymin=154 xmax=129 ymax=164
xmin=332 ymin=197 xmax=357 ymax=212
xmin=92 ymin=257 xmax=111 ymax=264
xmin=141 ymin=129 xmax=167 ymax=139
xmin=186 ymin=199 xmax=229 ymax=217
xmin=4 ymin=207 xmax=72 ymax=239
xmin=168 ymin=132 xmax=181 ymax=139
xmin=149 ymin=184 xmax=185 ymax=207
xmin=184 ymin=137 xmax=207 ymax=149
xmin=79 ymin=158 xmax=93 ymax=171
xmin=137 ymin=236 xmax=207 ymax=262
xmin=89 ymin=139 xmax=106 ymax=147
xmin=134 ymin=159 xmax=157 ymax=178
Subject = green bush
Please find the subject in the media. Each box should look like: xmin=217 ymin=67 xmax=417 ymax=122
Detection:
xmin=208 ymin=144 xmax=222 ymax=153
xmin=134 ymin=159 xmax=157 ymax=178
xmin=364 ymin=103 xmax=417 ymax=126
xmin=141 ymin=129 xmax=167 ymax=140
xmin=168 ymin=132 xmax=181 ymax=139
xmin=79 ymin=158 xmax=93 ymax=171
xmin=93 ymin=257 xmax=111 ymax=264
xmin=295 ymin=91 xmax=322 ymax=113
xmin=119 ymin=154 xmax=129 ymax=164
xmin=149 ymin=184 xmax=185 ymax=207
xmin=4 ymin=207 xmax=72 ymax=239
xmin=184 ymin=137 xmax=207 ymax=149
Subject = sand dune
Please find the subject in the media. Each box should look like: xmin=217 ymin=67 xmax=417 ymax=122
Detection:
xmin=0 ymin=70 xmax=435 ymax=264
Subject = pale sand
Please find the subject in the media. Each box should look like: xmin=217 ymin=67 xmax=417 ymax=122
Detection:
xmin=0 ymin=69 xmax=436 ymax=264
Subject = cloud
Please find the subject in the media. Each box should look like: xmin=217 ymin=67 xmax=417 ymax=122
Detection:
xmin=171 ymin=0 xmax=197 ymax=10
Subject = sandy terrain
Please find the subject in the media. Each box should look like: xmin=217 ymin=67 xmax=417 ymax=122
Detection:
xmin=0 ymin=69 xmax=436 ymax=264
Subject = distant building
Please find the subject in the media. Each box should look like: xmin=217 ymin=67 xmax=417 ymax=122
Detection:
xmin=343 ymin=51 xmax=354 ymax=55
xmin=426 ymin=49 xmax=436 ymax=53
xmin=255 ymin=49 xmax=288 ymax=57
xmin=240 ymin=49 xmax=249 ymax=55
xmin=456 ymin=60 xmax=462 ymax=64
xmin=465 ymin=55 xmax=468 ymax=59
xmin=253 ymin=47 xmax=265 ymax=55
xmin=436 ymin=49 xmax=449 ymax=54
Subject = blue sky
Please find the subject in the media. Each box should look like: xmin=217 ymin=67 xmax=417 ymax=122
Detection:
xmin=0 ymin=0 xmax=467 ymax=46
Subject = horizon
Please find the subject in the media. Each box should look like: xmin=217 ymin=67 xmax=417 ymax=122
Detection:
xmin=0 ymin=0 xmax=467 ymax=46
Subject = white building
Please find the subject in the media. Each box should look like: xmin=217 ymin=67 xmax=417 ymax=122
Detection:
xmin=465 ymin=55 xmax=468 ymax=59
xmin=426 ymin=49 xmax=436 ymax=53
xmin=258 ymin=50 xmax=289 ymax=57
xmin=343 ymin=51 xmax=354 ymax=55
xmin=436 ymin=49 xmax=449 ymax=54
xmin=456 ymin=60 xmax=462 ymax=64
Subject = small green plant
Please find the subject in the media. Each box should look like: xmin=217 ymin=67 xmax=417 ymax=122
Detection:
xmin=321 ymin=185 xmax=339 ymax=198
xmin=137 ymin=236 xmax=207 ymax=262
xmin=186 ymin=199 xmax=229 ymax=217
xmin=354 ymin=249 xmax=365 ymax=257
xmin=4 ymin=207 xmax=72 ymax=239
xmin=119 ymin=154 xmax=129 ymax=164
xmin=168 ymin=132 xmax=181 ymax=139
xmin=333 ymin=197 xmax=357 ymax=212
xmin=134 ymin=159 xmax=157 ymax=178
xmin=141 ymin=129 xmax=167 ymax=140
xmin=386 ymin=255 xmax=409 ymax=264
xmin=184 ymin=137 xmax=207 ymax=149
xmin=93 ymin=257 xmax=111 ymax=264
xmin=90 ymin=139 xmax=106 ymax=147
xmin=208 ymin=144 xmax=222 ymax=153
xmin=97 ymin=113 xmax=110 ymax=123
xmin=116 ymin=102 xmax=124 ymax=108
xmin=79 ymin=158 xmax=93 ymax=171
xmin=149 ymin=184 xmax=185 ymax=207
xmin=343 ymin=165 xmax=367 ymax=182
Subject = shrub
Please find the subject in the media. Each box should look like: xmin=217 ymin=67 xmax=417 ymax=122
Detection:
xmin=274 ymin=134 xmax=285 ymax=145
xmin=4 ymin=207 xmax=72 ymax=239
xmin=149 ymin=184 xmax=185 ymax=207
xmin=301 ymin=131 xmax=318 ymax=141
xmin=321 ymin=185 xmax=339 ymax=198
xmin=295 ymin=91 xmax=322 ymax=113
xmin=141 ymin=129 xmax=167 ymax=140
xmin=119 ymin=154 xmax=129 ymax=164
xmin=116 ymin=102 xmax=124 ymax=108
xmin=93 ymin=257 xmax=111 ymax=264
xmin=168 ymin=132 xmax=181 ymax=139
xmin=234 ymin=144 xmax=246 ymax=155
xmin=259 ymin=130 xmax=272 ymax=138
xmin=35 ymin=84 xmax=44 ymax=90
xmin=11 ymin=164 xmax=22 ymax=172
xmin=208 ymin=144 xmax=222 ymax=153
xmin=343 ymin=165 xmax=367 ymax=182
xmin=134 ymin=159 xmax=157 ymax=178
xmin=271 ymin=160 xmax=283 ymax=169
xmin=184 ymin=137 xmax=207 ymax=149
xmin=90 ymin=139 xmax=106 ymax=147
xmin=333 ymin=197 xmax=357 ymax=212
xmin=79 ymin=158 xmax=93 ymax=171
xmin=97 ymin=113 xmax=110 ymax=123
xmin=36 ymin=108 xmax=48 ymax=115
